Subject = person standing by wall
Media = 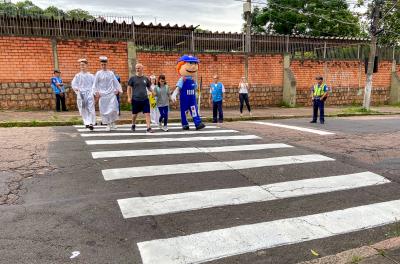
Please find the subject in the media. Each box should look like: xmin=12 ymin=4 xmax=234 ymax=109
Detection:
xmin=71 ymin=58 xmax=96 ymax=131
xmin=238 ymin=77 xmax=251 ymax=117
xmin=209 ymin=74 xmax=225 ymax=123
xmin=127 ymin=63 xmax=154 ymax=133
xmin=51 ymin=69 xmax=67 ymax=112
xmin=92 ymin=56 xmax=123 ymax=131
xmin=310 ymin=76 xmax=329 ymax=124
xmin=154 ymin=74 xmax=170 ymax=131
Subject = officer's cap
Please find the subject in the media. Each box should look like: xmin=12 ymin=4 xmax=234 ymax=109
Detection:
xmin=99 ymin=56 xmax=108 ymax=62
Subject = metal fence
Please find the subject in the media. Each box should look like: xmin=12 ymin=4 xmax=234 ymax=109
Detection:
xmin=1 ymin=13 xmax=399 ymax=61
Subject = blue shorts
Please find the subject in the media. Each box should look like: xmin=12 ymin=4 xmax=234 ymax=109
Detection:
xmin=132 ymin=99 xmax=150 ymax=114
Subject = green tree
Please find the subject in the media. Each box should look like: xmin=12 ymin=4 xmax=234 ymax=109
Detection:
xmin=355 ymin=0 xmax=399 ymax=45
xmin=251 ymin=0 xmax=362 ymax=37
xmin=15 ymin=0 xmax=43 ymax=16
xmin=43 ymin=6 xmax=65 ymax=19
xmin=378 ymin=1 xmax=400 ymax=45
xmin=66 ymin=9 xmax=94 ymax=20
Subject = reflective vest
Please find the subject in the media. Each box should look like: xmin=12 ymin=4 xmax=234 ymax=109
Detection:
xmin=313 ymin=83 xmax=327 ymax=97
xmin=211 ymin=82 xmax=223 ymax=102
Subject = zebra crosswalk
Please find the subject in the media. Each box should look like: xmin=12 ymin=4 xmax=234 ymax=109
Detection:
xmin=74 ymin=123 xmax=397 ymax=264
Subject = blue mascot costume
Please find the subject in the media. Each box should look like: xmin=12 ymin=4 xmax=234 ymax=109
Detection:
xmin=171 ymin=55 xmax=205 ymax=130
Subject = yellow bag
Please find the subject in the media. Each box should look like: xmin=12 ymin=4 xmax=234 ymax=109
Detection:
xmin=148 ymin=93 xmax=157 ymax=109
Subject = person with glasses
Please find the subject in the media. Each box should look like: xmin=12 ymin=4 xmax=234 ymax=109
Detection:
xmin=310 ymin=76 xmax=329 ymax=124
xmin=127 ymin=63 xmax=154 ymax=133
xmin=92 ymin=56 xmax=123 ymax=131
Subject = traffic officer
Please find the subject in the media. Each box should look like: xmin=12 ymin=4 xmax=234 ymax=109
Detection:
xmin=310 ymin=76 xmax=329 ymax=124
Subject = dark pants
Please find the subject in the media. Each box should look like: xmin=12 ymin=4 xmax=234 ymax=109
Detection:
xmin=116 ymin=94 xmax=121 ymax=115
xmin=212 ymin=100 xmax=223 ymax=122
xmin=239 ymin=93 xmax=251 ymax=113
xmin=56 ymin=93 xmax=67 ymax=111
xmin=312 ymin=98 xmax=325 ymax=122
xmin=158 ymin=106 xmax=169 ymax=126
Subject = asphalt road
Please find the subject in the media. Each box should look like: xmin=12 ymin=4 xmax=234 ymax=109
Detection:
xmin=1 ymin=116 xmax=400 ymax=264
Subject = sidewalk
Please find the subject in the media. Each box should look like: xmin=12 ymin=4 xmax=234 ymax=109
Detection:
xmin=1 ymin=106 xmax=400 ymax=127
xmin=299 ymin=237 xmax=400 ymax=264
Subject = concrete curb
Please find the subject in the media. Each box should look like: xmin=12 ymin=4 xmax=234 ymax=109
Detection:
xmin=297 ymin=237 xmax=400 ymax=264
xmin=0 ymin=112 xmax=398 ymax=127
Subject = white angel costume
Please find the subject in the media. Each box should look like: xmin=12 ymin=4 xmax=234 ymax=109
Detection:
xmin=71 ymin=71 xmax=96 ymax=126
xmin=92 ymin=70 xmax=123 ymax=126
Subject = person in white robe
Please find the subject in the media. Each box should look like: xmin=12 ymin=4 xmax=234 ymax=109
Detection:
xmin=92 ymin=56 xmax=123 ymax=131
xmin=71 ymin=58 xmax=96 ymax=131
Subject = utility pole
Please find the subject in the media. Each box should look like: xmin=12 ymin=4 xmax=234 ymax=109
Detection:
xmin=244 ymin=0 xmax=251 ymax=82
xmin=363 ymin=0 xmax=383 ymax=110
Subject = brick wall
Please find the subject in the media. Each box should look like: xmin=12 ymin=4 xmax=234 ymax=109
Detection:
xmin=293 ymin=59 xmax=392 ymax=106
xmin=0 ymin=36 xmax=396 ymax=110
xmin=136 ymin=52 xmax=283 ymax=108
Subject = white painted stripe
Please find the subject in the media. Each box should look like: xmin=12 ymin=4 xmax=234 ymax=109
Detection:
xmin=74 ymin=122 xmax=187 ymax=128
xmin=251 ymin=121 xmax=335 ymax=135
xmin=138 ymin=199 xmax=400 ymax=264
xmin=86 ymin=135 xmax=261 ymax=146
xmin=76 ymin=126 xmax=219 ymax=132
xmin=118 ymin=172 xmax=389 ymax=218
xmin=92 ymin=143 xmax=293 ymax=159
xmin=80 ymin=129 xmax=238 ymax=137
xmin=103 ymin=154 xmax=333 ymax=181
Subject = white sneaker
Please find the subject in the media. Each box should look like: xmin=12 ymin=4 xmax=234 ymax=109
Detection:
xmin=111 ymin=122 xmax=117 ymax=130
xmin=106 ymin=124 xmax=111 ymax=131
xmin=162 ymin=126 xmax=169 ymax=132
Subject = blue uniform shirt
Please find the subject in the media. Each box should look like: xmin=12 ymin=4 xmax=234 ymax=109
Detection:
xmin=51 ymin=76 xmax=65 ymax=94
xmin=176 ymin=76 xmax=197 ymax=90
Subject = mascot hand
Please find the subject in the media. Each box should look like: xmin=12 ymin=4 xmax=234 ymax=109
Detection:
xmin=171 ymin=88 xmax=179 ymax=102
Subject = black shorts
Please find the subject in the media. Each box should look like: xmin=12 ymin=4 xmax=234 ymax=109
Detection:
xmin=132 ymin=99 xmax=150 ymax=114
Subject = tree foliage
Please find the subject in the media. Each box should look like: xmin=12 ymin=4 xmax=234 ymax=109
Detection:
xmin=0 ymin=0 xmax=94 ymax=20
xmin=251 ymin=0 xmax=363 ymax=37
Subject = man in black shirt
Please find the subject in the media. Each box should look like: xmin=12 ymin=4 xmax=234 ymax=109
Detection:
xmin=127 ymin=63 xmax=153 ymax=133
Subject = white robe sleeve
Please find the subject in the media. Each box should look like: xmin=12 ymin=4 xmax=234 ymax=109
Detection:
xmin=112 ymin=73 xmax=123 ymax=94
xmin=71 ymin=74 xmax=80 ymax=93
xmin=92 ymin=72 xmax=99 ymax=94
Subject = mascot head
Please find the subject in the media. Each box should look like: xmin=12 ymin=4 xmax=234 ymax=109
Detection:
xmin=176 ymin=55 xmax=199 ymax=77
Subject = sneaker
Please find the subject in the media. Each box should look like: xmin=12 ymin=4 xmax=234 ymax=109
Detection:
xmin=196 ymin=123 xmax=206 ymax=130
xmin=310 ymin=120 xmax=317 ymax=123
xmin=131 ymin=124 xmax=136 ymax=131
xmin=240 ymin=113 xmax=243 ymax=117
xmin=85 ymin=125 xmax=90 ymax=129
xmin=89 ymin=124 xmax=94 ymax=131
xmin=182 ymin=125 xmax=190 ymax=130
xmin=105 ymin=124 xmax=111 ymax=131
xmin=249 ymin=112 xmax=252 ymax=117
xmin=146 ymin=127 xmax=154 ymax=133
xmin=162 ymin=126 xmax=169 ymax=132
xmin=111 ymin=123 xmax=117 ymax=130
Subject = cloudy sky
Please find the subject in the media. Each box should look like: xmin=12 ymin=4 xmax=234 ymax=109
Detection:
xmin=17 ymin=0 xmax=248 ymax=32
